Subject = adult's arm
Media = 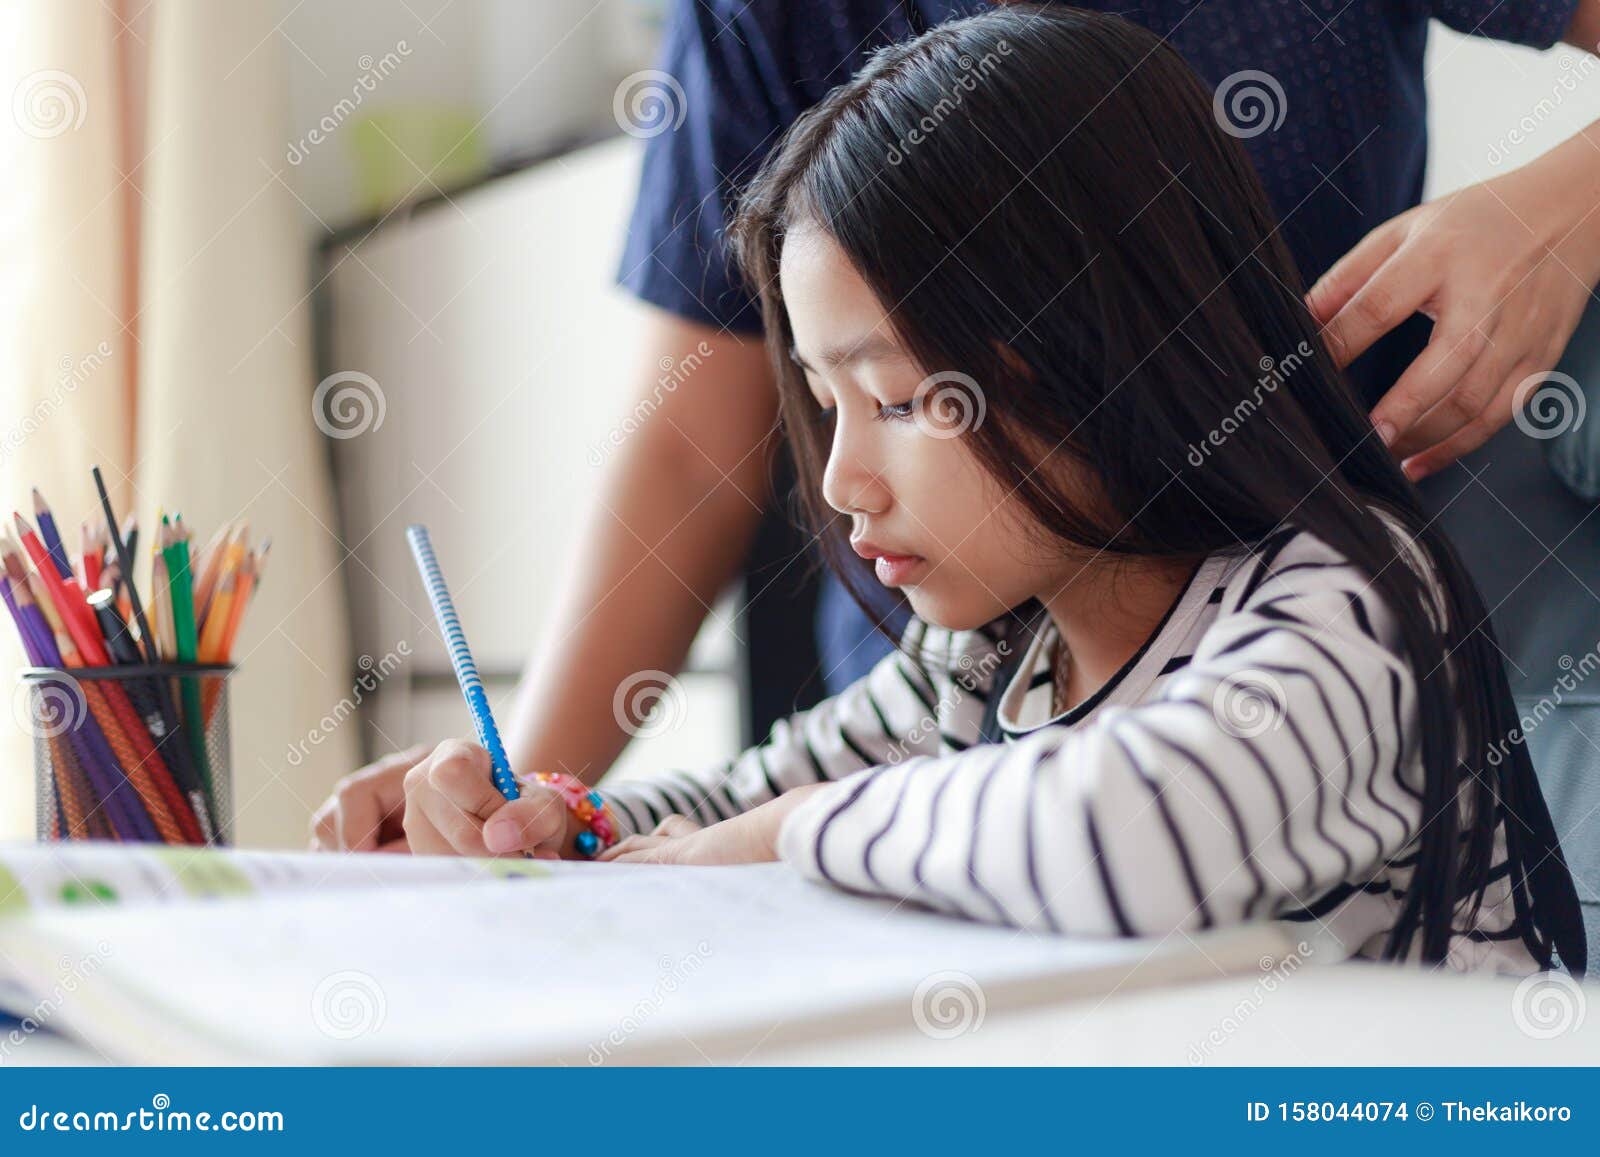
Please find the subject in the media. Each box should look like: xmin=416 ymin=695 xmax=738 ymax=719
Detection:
xmin=503 ymin=310 xmax=778 ymax=784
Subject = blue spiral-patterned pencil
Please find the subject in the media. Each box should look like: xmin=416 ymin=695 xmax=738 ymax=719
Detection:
xmin=405 ymin=524 xmax=520 ymax=801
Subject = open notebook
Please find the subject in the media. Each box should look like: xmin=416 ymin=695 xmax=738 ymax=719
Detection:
xmin=0 ymin=842 xmax=1294 ymax=1064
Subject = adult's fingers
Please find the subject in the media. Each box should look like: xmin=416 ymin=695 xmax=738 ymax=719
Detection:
xmin=1306 ymin=216 xmax=1407 ymax=333
xmin=1400 ymin=358 xmax=1542 ymax=480
xmin=309 ymin=803 xmax=337 ymax=851
xmin=310 ymin=743 xmax=430 ymax=851
xmin=331 ymin=776 xmax=386 ymax=852
xmin=1390 ymin=320 xmax=1514 ymax=459
xmin=1313 ymin=240 xmax=1434 ymax=370
xmin=1369 ymin=312 xmax=1496 ymax=452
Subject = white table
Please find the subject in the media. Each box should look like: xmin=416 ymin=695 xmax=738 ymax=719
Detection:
xmin=735 ymin=965 xmax=1600 ymax=1065
xmin=10 ymin=962 xmax=1597 ymax=1066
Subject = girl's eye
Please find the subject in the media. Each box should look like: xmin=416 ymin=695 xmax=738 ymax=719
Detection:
xmin=815 ymin=405 xmax=838 ymax=424
xmin=876 ymin=401 xmax=915 ymax=422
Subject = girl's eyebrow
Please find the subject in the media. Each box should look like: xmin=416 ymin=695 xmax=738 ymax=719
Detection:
xmin=789 ymin=333 xmax=904 ymax=372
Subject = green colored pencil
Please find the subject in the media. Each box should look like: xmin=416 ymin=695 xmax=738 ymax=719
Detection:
xmin=164 ymin=515 xmax=213 ymax=798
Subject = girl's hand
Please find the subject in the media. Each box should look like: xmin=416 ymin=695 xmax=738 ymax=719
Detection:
xmin=596 ymin=782 xmax=831 ymax=865
xmin=1308 ymin=141 xmax=1600 ymax=480
xmin=596 ymin=812 xmax=771 ymax=865
xmin=309 ymin=743 xmax=430 ymax=852
xmin=400 ymin=739 xmax=576 ymax=858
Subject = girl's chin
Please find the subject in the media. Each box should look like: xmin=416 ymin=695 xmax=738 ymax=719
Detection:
xmin=901 ymin=588 xmax=1002 ymax=634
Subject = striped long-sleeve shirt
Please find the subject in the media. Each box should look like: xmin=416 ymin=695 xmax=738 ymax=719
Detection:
xmin=597 ymin=519 xmax=1546 ymax=973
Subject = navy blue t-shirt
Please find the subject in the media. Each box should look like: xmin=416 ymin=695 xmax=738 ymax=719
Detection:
xmin=618 ymin=0 xmax=1578 ymax=691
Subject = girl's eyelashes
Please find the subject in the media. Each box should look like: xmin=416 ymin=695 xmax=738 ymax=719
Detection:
xmin=876 ymin=400 xmax=916 ymax=422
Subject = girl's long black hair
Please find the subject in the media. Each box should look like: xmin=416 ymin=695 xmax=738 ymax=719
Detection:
xmin=729 ymin=4 xmax=1584 ymax=968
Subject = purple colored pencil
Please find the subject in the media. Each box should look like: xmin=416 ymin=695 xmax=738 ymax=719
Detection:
xmin=1 ymin=580 xmax=73 ymax=837
xmin=20 ymin=602 xmax=154 ymax=841
xmin=0 ymin=577 xmax=43 ymax=662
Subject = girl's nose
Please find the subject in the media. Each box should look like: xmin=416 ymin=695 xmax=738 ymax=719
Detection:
xmin=821 ymin=417 xmax=890 ymax=516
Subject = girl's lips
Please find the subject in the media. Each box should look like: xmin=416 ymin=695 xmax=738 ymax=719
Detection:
xmin=874 ymin=554 xmax=925 ymax=587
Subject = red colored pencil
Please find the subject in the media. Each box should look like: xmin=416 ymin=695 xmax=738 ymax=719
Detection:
xmin=14 ymin=513 xmax=108 ymax=666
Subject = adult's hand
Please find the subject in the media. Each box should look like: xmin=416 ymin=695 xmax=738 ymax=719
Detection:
xmin=308 ymin=743 xmax=429 ymax=851
xmin=1307 ymin=129 xmax=1600 ymax=480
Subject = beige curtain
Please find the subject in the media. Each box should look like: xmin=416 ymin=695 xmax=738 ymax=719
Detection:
xmin=1 ymin=1 xmax=357 ymax=845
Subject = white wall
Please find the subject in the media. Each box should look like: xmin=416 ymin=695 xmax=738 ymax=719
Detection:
xmin=277 ymin=0 xmax=665 ymax=230
xmin=1426 ymin=26 xmax=1600 ymax=197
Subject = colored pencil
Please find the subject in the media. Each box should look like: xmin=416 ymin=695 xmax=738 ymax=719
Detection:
xmin=14 ymin=580 xmax=152 ymax=841
xmin=31 ymin=488 xmax=72 ymax=580
xmin=81 ymin=522 xmax=101 ymax=592
xmin=406 ymin=524 xmax=520 ymax=801
xmin=192 ymin=521 xmax=235 ymax=624
xmin=163 ymin=519 xmax=211 ymax=794
xmin=3 ymin=473 xmax=259 ymax=845
xmin=90 ymin=468 xmax=215 ymax=841
xmin=198 ymin=570 xmax=234 ymax=664
xmin=14 ymin=513 xmax=106 ymax=665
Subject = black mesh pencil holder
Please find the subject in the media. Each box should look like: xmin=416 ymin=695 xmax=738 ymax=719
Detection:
xmin=19 ymin=663 xmax=234 ymax=845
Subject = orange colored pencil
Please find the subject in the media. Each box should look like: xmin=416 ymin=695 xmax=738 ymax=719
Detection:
xmin=195 ymin=522 xmax=243 ymax=626
xmin=220 ymin=550 xmax=256 ymax=661
xmin=198 ymin=572 xmax=234 ymax=663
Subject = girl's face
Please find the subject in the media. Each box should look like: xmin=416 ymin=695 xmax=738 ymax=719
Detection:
xmin=779 ymin=224 xmax=1077 ymax=631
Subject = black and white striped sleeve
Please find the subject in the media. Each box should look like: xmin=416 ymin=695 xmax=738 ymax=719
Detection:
xmin=597 ymin=621 xmax=957 ymax=837
xmin=775 ymin=544 xmax=1427 ymax=936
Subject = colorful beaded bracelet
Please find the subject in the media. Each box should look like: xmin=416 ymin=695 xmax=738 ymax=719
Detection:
xmin=529 ymin=770 xmax=618 ymax=858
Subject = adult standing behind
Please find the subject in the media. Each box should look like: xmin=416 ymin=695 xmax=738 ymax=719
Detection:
xmin=312 ymin=0 xmax=1600 ymax=853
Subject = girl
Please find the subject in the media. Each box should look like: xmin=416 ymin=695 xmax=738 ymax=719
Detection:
xmin=401 ymin=6 xmax=1585 ymax=973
